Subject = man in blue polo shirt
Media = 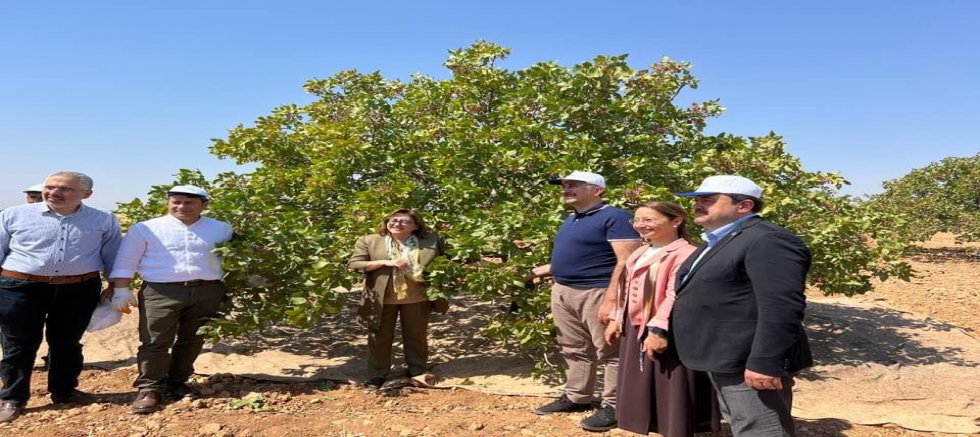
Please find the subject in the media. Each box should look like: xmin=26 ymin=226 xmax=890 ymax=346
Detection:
xmin=527 ymin=171 xmax=641 ymax=432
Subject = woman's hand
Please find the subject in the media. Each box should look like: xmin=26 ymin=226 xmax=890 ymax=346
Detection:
xmin=603 ymin=321 xmax=621 ymax=346
xmin=388 ymin=259 xmax=408 ymax=270
xmin=642 ymin=332 xmax=668 ymax=360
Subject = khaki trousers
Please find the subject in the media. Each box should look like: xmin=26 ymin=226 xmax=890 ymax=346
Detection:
xmin=551 ymin=283 xmax=619 ymax=406
xmin=367 ymin=301 xmax=431 ymax=379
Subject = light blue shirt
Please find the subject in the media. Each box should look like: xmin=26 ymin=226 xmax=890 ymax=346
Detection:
xmin=0 ymin=202 xmax=122 ymax=276
xmin=688 ymin=213 xmax=759 ymax=271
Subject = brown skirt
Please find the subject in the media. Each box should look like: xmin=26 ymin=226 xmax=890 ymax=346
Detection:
xmin=615 ymin=319 xmax=721 ymax=436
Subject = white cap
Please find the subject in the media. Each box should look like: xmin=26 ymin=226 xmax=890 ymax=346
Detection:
xmin=167 ymin=185 xmax=210 ymax=201
xmin=676 ymin=175 xmax=763 ymax=199
xmin=23 ymin=184 xmax=44 ymax=193
xmin=548 ymin=171 xmax=606 ymax=188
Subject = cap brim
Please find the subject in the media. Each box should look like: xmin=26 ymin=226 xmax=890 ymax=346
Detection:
xmin=674 ymin=191 xmax=717 ymax=197
xmin=167 ymin=191 xmax=208 ymax=200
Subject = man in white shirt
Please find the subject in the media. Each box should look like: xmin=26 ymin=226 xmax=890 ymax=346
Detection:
xmin=109 ymin=185 xmax=233 ymax=414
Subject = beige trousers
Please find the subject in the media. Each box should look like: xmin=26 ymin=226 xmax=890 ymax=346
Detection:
xmin=551 ymin=283 xmax=620 ymax=406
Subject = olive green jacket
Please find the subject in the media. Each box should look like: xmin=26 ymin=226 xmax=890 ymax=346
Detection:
xmin=347 ymin=233 xmax=447 ymax=330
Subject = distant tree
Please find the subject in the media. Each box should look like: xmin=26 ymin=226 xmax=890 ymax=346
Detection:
xmin=116 ymin=42 xmax=912 ymax=356
xmin=868 ymin=153 xmax=980 ymax=242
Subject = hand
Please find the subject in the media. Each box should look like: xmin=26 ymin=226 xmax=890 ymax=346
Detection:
xmin=99 ymin=286 xmax=114 ymax=302
xmin=389 ymin=259 xmax=409 ymax=270
xmin=110 ymin=287 xmax=137 ymax=314
xmin=597 ymin=300 xmax=615 ymax=324
xmin=603 ymin=321 xmax=621 ymax=345
xmin=744 ymin=369 xmax=783 ymax=390
xmin=642 ymin=332 xmax=668 ymax=360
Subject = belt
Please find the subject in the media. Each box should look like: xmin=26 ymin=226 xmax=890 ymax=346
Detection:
xmin=153 ymin=279 xmax=222 ymax=287
xmin=0 ymin=270 xmax=101 ymax=285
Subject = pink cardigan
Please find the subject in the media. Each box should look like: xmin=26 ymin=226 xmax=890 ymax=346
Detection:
xmin=613 ymin=238 xmax=697 ymax=338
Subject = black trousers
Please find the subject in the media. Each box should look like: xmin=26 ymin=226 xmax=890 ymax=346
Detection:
xmin=0 ymin=276 xmax=100 ymax=405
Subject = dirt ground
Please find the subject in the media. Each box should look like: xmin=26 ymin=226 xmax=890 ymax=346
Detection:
xmin=1 ymin=234 xmax=977 ymax=437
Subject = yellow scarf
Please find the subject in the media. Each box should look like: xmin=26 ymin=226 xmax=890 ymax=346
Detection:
xmin=386 ymin=235 xmax=424 ymax=299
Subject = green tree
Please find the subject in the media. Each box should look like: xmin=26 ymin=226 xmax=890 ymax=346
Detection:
xmin=868 ymin=153 xmax=980 ymax=242
xmin=116 ymin=42 xmax=911 ymax=354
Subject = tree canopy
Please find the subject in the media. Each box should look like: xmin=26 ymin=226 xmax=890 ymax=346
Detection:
xmin=116 ymin=42 xmax=912 ymax=349
xmin=868 ymin=153 xmax=980 ymax=243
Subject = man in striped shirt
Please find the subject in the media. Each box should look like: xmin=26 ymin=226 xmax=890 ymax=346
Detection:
xmin=0 ymin=171 xmax=122 ymax=423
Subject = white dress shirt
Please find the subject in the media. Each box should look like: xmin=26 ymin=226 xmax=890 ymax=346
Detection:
xmin=110 ymin=214 xmax=233 ymax=282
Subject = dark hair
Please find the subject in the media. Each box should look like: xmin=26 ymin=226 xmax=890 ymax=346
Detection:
xmin=637 ymin=201 xmax=690 ymax=242
xmin=377 ymin=209 xmax=429 ymax=237
xmin=725 ymin=194 xmax=764 ymax=213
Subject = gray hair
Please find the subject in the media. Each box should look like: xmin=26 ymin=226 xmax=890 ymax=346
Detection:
xmin=47 ymin=171 xmax=94 ymax=190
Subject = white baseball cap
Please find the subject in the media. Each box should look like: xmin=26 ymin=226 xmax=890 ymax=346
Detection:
xmin=547 ymin=171 xmax=606 ymax=188
xmin=676 ymin=175 xmax=763 ymax=198
xmin=167 ymin=185 xmax=210 ymax=201
xmin=23 ymin=184 xmax=44 ymax=193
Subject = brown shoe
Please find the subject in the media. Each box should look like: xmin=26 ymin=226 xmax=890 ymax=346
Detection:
xmin=0 ymin=402 xmax=24 ymax=423
xmin=131 ymin=390 xmax=161 ymax=414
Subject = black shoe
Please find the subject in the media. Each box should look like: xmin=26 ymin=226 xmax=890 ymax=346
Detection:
xmin=0 ymin=402 xmax=24 ymax=423
xmin=580 ymin=404 xmax=617 ymax=432
xmin=364 ymin=377 xmax=385 ymax=389
xmin=51 ymin=389 xmax=94 ymax=404
xmin=533 ymin=394 xmax=593 ymax=415
xmin=167 ymin=382 xmax=200 ymax=400
xmin=131 ymin=390 xmax=162 ymax=414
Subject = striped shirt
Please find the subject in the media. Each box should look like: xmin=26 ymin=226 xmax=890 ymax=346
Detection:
xmin=0 ymin=202 xmax=122 ymax=276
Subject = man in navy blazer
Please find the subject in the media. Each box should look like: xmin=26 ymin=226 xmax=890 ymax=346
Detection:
xmin=671 ymin=175 xmax=812 ymax=437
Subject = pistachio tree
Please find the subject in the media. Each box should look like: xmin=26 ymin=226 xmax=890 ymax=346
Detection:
xmin=116 ymin=42 xmax=911 ymax=353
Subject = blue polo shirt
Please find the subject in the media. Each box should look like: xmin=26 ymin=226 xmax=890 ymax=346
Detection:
xmin=550 ymin=203 xmax=640 ymax=288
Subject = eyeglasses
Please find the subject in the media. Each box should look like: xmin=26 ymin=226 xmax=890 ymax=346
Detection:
xmin=388 ymin=219 xmax=415 ymax=225
xmin=628 ymin=218 xmax=662 ymax=225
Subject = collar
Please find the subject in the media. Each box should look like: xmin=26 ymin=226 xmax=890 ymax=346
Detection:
xmin=573 ymin=202 xmax=609 ymax=219
xmin=40 ymin=202 xmax=86 ymax=218
xmin=701 ymin=214 xmax=758 ymax=247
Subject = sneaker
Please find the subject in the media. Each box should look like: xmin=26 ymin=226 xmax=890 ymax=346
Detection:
xmin=580 ymin=404 xmax=617 ymax=432
xmin=533 ymin=394 xmax=593 ymax=415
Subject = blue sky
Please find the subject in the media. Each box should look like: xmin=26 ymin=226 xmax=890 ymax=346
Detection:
xmin=2 ymin=1 xmax=977 ymax=209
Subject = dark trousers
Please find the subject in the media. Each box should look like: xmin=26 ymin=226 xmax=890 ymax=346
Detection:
xmin=135 ymin=282 xmax=224 ymax=391
xmin=0 ymin=276 xmax=101 ymax=404
xmin=367 ymin=301 xmax=431 ymax=379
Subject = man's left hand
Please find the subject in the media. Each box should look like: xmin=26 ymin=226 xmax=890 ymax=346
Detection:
xmin=744 ymin=369 xmax=783 ymax=390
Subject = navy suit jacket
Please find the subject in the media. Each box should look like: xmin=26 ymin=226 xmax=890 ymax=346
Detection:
xmin=670 ymin=216 xmax=813 ymax=377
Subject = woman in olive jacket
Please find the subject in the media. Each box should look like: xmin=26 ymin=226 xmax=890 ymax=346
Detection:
xmin=347 ymin=209 xmax=447 ymax=388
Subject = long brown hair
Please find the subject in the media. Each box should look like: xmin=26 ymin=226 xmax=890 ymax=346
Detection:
xmin=377 ymin=209 xmax=429 ymax=238
xmin=637 ymin=201 xmax=690 ymax=242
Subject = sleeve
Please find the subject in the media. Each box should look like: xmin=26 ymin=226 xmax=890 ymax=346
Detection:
xmin=347 ymin=235 xmax=373 ymax=272
xmin=648 ymin=251 xmax=691 ymax=330
xmin=221 ymin=222 xmax=234 ymax=243
xmin=0 ymin=212 xmax=10 ymax=266
xmin=108 ymin=223 xmax=148 ymax=279
xmin=744 ymin=231 xmax=812 ymax=376
xmin=100 ymin=213 xmax=124 ymax=276
xmin=606 ymin=210 xmax=641 ymax=241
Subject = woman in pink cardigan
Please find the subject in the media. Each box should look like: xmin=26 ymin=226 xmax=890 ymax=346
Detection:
xmin=604 ymin=201 xmax=719 ymax=437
